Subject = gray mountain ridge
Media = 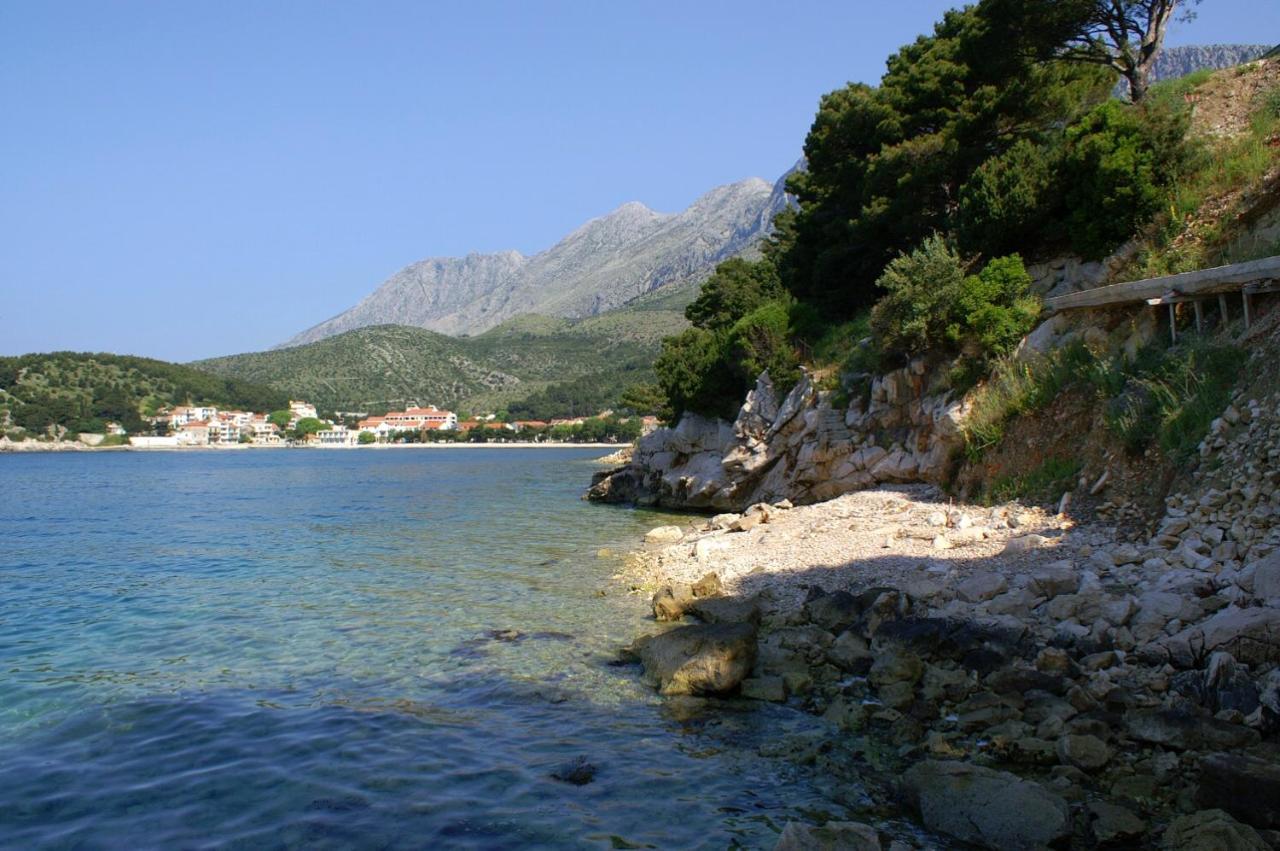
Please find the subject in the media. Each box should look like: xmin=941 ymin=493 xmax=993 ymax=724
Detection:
xmin=1114 ymin=43 xmax=1272 ymax=96
xmin=282 ymin=173 xmax=792 ymax=347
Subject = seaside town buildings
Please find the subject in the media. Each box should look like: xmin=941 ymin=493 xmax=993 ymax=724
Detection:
xmin=137 ymin=400 xmax=651 ymax=447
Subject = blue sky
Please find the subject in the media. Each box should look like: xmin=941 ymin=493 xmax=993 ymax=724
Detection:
xmin=2 ymin=1 xmax=1274 ymax=361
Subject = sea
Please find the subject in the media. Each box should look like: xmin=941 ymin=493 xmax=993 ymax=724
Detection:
xmin=0 ymin=448 xmax=836 ymax=849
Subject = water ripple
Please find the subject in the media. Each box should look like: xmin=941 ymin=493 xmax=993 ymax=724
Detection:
xmin=0 ymin=449 xmax=835 ymax=848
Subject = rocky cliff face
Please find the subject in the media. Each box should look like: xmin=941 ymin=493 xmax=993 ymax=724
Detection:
xmin=1112 ymin=44 xmax=1272 ymax=98
xmin=284 ymin=177 xmax=790 ymax=346
xmin=588 ymin=365 xmax=967 ymax=511
xmin=1151 ymin=44 xmax=1272 ymax=83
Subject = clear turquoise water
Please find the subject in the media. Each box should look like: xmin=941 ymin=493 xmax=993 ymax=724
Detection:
xmin=0 ymin=449 xmax=831 ymax=849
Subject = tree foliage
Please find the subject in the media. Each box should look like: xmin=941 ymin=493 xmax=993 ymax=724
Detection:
xmin=779 ymin=2 xmax=1113 ymax=316
xmin=655 ymin=255 xmax=802 ymax=421
xmin=870 ymin=237 xmax=1038 ymax=368
xmin=291 ymin=417 xmax=325 ymax=438
xmin=617 ymin=382 xmax=671 ymax=420
xmin=1018 ymin=0 xmax=1195 ymax=102
xmin=0 ymin=352 xmax=286 ymax=436
xmin=684 ymin=258 xmax=785 ymax=331
xmin=1060 ymin=98 xmax=1191 ymax=257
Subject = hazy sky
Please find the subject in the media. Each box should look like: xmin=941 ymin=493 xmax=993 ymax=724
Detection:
xmin=2 ymin=1 xmax=1274 ymax=361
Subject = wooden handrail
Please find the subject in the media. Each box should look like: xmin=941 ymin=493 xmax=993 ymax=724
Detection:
xmin=1044 ymin=255 xmax=1280 ymax=313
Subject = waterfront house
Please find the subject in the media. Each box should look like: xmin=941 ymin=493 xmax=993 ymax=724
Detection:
xmin=381 ymin=406 xmax=457 ymax=431
xmin=176 ymin=421 xmax=210 ymax=446
xmin=316 ymin=425 xmax=359 ymax=446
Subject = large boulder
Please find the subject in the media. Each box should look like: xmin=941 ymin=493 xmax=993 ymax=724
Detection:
xmin=632 ymin=623 xmax=757 ymax=696
xmin=1196 ymin=753 xmax=1280 ymax=829
xmin=901 ymin=760 xmax=1071 ymax=850
xmin=1142 ymin=606 xmax=1280 ymax=668
xmin=1162 ymin=809 xmax=1268 ymax=850
xmin=1253 ymin=550 xmax=1280 ymax=601
xmin=688 ymin=595 xmax=761 ymax=626
xmin=644 ymin=525 xmax=685 ymax=545
xmin=1125 ymin=708 xmax=1259 ymax=751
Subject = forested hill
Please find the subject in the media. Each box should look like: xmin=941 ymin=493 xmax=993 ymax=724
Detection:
xmin=194 ymin=299 xmax=689 ymax=416
xmin=0 ymin=353 xmax=288 ymax=437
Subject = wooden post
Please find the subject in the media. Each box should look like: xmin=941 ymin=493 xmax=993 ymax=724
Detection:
xmin=1169 ymin=303 xmax=1178 ymax=344
xmin=1193 ymin=300 xmax=1204 ymax=334
xmin=1219 ymin=294 xmax=1229 ymax=325
xmin=1243 ymin=292 xmax=1252 ymax=329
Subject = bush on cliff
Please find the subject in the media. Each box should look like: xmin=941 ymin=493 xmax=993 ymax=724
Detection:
xmin=1060 ymin=99 xmax=1191 ymax=259
xmin=729 ymin=300 xmax=801 ymax=392
xmin=777 ymin=2 xmax=1113 ymax=316
xmin=684 ymin=258 xmax=785 ymax=332
xmin=869 ymin=237 xmax=1039 ymax=371
xmin=655 ymin=256 xmax=802 ymax=421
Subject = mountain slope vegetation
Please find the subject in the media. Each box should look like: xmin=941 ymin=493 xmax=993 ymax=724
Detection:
xmin=195 ymin=302 xmax=690 ymax=414
xmin=652 ymin=6 xmax=1280 ymax=424
xmin=0 ymin=353 xmax=288 ymax=437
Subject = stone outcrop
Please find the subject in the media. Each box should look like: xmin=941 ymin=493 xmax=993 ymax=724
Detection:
xmin=900 ymin=760 xmax=1072 ymax=850
xmin=588 ymin=367 xmax=967 ymax=511
xmin=628 ymin=622 xmax=757 ymax=696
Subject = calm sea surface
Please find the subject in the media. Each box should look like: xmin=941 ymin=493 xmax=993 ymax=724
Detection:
xmin=0 ymin=449 xmax=833 ymax=849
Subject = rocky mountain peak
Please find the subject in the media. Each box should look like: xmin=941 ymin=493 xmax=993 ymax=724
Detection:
xmin=282 ymin=172 xmax=791 ymax=346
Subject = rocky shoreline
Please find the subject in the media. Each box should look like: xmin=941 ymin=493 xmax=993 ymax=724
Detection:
xmin=610 ymin=389 xmax=1280 ymax=849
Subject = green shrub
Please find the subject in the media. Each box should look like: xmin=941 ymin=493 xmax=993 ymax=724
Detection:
xmin=950 ymin=255 xmax=1041 ymax=360
xmin=1106 ymin=343 xmax=1247 ymax=459
xmin=957 ymin=138 xmax=1061 ymax=257
xmin=964 ymin=339 xmax=1246 ymax=465
xmin=653 ymin=328 xmax=741 ymax=421
xmin=1061 ymin=100 xmax=1189 ymax=259
xmin=729 ymin=299 xmax=801 ymax=390
xmin=871 ymin=238 xmax=1039 ymax=373
xmin=870 ymin=235 xmax=966 ymax=358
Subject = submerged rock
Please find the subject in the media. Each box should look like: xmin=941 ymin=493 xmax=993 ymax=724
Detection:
xmin=774 ymin=820 xmax=882 ymax=851
xmin=549 ymin=756 xmax=598 ymax=786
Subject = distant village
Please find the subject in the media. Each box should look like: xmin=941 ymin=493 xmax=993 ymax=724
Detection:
xmin=126 ymin=400 xmax=658 ymax=448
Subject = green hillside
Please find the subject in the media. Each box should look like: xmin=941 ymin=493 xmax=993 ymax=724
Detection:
xmin=193 ymin=302 xmax=689 ymax=415
xmin=0 ymin=352 xmax=288 ymax=438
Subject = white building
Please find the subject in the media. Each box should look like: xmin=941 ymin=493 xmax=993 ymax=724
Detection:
xmin=130 ymin=435 xmax=179 ymax=448
xmin=208 ymin=420 xmax=242 ymax=444
xmin=289 ymin=400 xmax=318 ymax=421
xmin=315 ymin=425 xmax=359 ymax=446
xmin=175 ymin=421 xmax=211 ymax=446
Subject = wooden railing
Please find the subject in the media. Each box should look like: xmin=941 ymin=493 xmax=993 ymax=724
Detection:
xmin=1043 ymin=255 xmax=1280 ymax=336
